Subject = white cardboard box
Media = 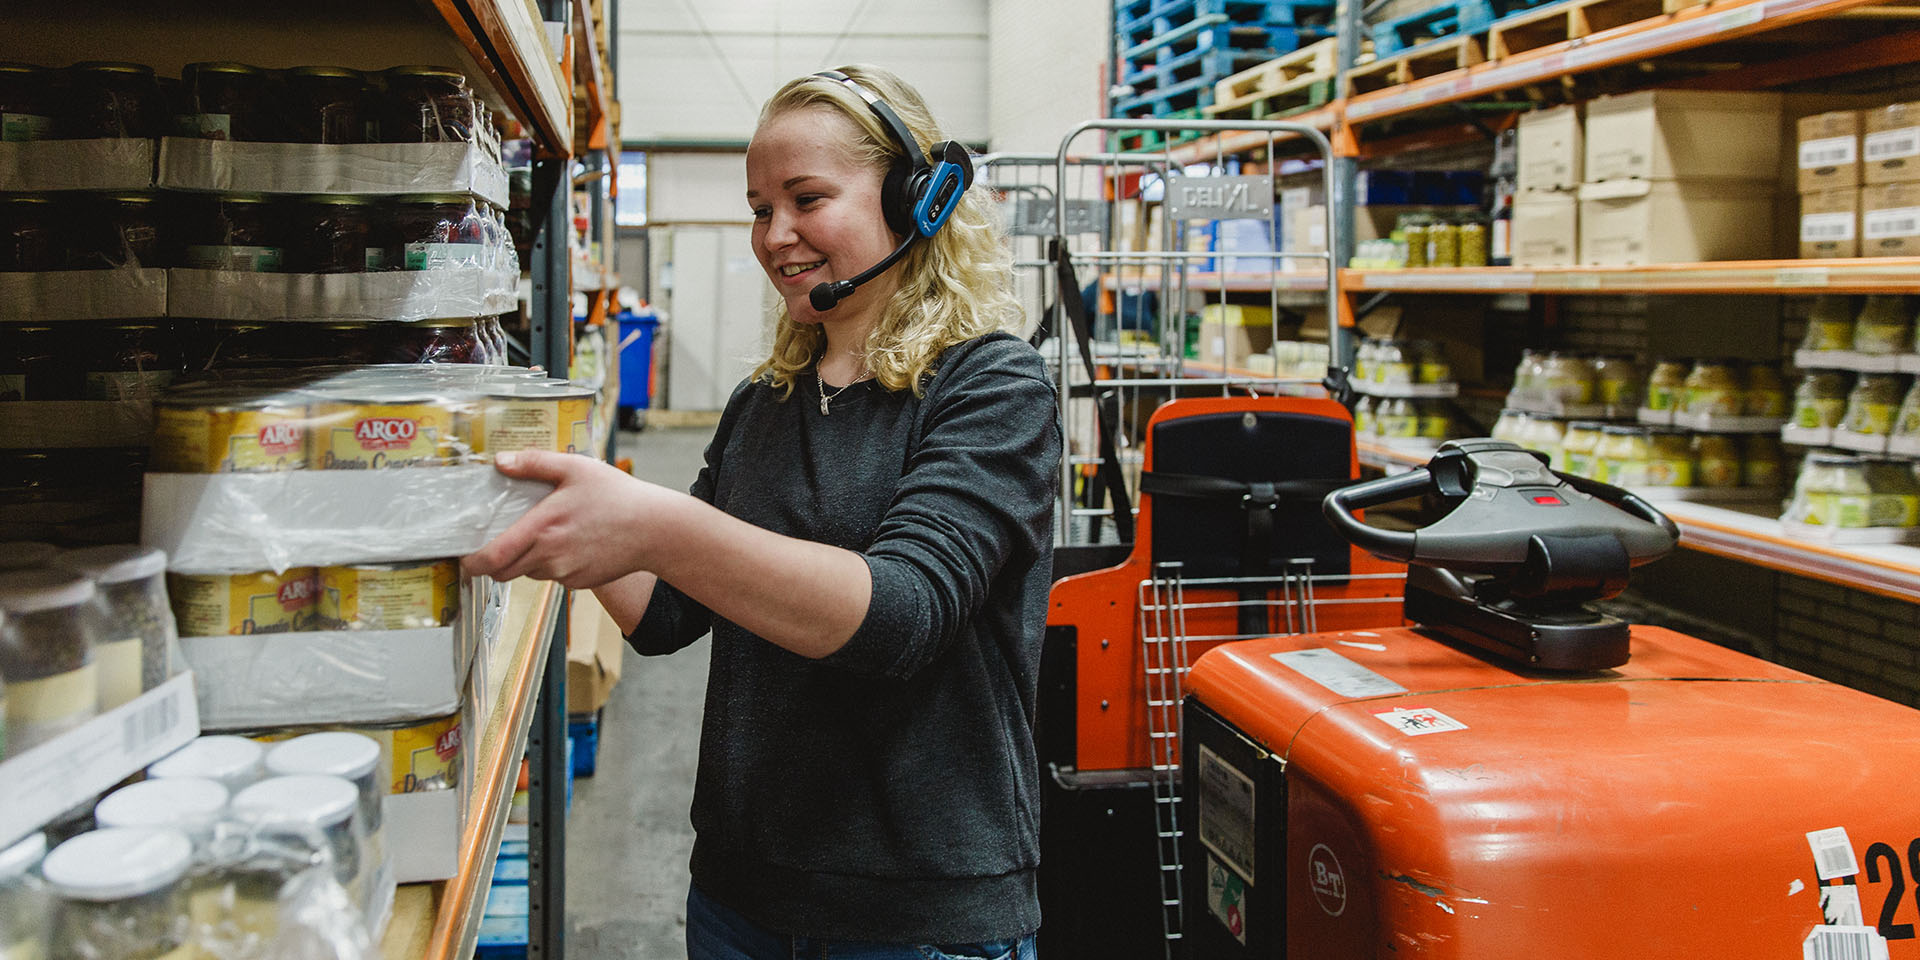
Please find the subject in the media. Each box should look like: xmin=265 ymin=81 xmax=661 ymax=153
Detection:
xmin=1584 ymin=90 xmax=1784 ymax=182
xmin=159 ymin=139 xmax=508 ymax=208
xmin=1577 ymin=178 xmax=1776 ymax=265
xmin=0 ymin=673 xmax=199 ymax=849
xmin=1518 ymin=105 xmax=1583 ymax=193
xmin=167 ymin=266 xmax=518 ymax=322
xmin=0 ymin=401 xmax=153 ymax=448
xmin=0 ymin=138 xmax=155 ymax=192
xmin=1513 ymin=191 xmax=1578 ymax=267
xmin=184 ymin=626 xmax=473 ymax=731
xmin=389 ymin=787 xmax=462 ymax=882
xmin=0 ymin=269 xmax=167 ymax=322
xmin=142 ymin=466 xmax=550 ymax=574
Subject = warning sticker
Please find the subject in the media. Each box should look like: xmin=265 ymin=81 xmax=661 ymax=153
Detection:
xmin=1807 ymin=827 xmax=1861 ymax=881
xmin=1803 ymin=925 xmax=1889 ymax=960
xmin=1272 ymin=648 xmax=1408 ymax=698
xmin=1206 ymin=855 xmax=1249 ymax=946
xmin=1374 ymin=706 xmax=1469 ymax=736
xmin=1196 ymin=745 xmax=1257 ymax=883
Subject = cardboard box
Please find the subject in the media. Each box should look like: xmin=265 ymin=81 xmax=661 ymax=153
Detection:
xmin=1577 ymin=178 xmax=1777 ymax=265
xmin=1865 ymin=101 xmax=1920 ymax=185
xmin=1584 ymin=90 xmax=1783 ymax=182
xmin=1862 ymin=182 xmax=1920 ymax=256
xmin=1513 ymin=191 xmax=1579 ymax=267
xmin=1797 ymin=110 xmax=1861 ymax=194
xmin=567 ymin=592 xmax=627 ymax=715
xmin=1198 ymin=304 xmax=1275 ymax=370
xmin=1519 ymin=105 xmax=1583 ymax=193
xmin=183 ymin=626 xmax=473 ymax=730
xmin=1800 ymin=187 xmax=1860 ymax=259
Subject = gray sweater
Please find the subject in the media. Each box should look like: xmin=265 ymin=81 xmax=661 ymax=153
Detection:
xmin=627 ymin=332 xmax=1060 ymax=943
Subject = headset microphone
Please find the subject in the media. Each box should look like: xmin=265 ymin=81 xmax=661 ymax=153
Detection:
xmin=809 ymin=234 xmax=916 ymax=312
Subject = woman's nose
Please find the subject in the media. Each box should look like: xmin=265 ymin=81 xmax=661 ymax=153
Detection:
xmin=762 ymin=207 xmax=798 ymax=248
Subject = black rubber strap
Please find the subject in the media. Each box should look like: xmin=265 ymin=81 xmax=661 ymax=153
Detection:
xmin=1051 ymin=237 xmax=1134 ymax=543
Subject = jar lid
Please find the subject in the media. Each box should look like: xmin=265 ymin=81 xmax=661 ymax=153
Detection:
xmin=1647 ymin=425 xmax=1690 ymax=437
xmin=95 ymin=778 xmax=229 ymax=829
xmin=302 ymin=193 xmax=379 ymax=206
xmin=0 ymin=832 xmax=45 ymax=882
xmin=386 ymin=65 xmax=466 ymax=81
xmin=266 ymin=732 xmax=380 ymax=781
xmin=98 ymin=192 xmax=159 ymax=205
xmin=0 ymin=194 xmax=52 ymax=205
xmin=185 ymin=61 xmax=266 ymax=76
xmin=0 ymin=62 xmax=44 ymax=76
xmin=1567 ymin=420 xmax=1607 ymax=431
xmin=56 ymin=544 xmax=168 ymax=584
xmin=232 ymin=775 xmax=358 ymax=828
xmin=0 ymin=568 xmax=95 ymax=613
xmin=0 ymin=541 xmax=58 ymax=572
xmin=43 ymin=828 xmax=193 ymax=900
xmin=1808 ymin=452 xmax=1864 ymax=466
xmin=1601 ymin=424 xmax=1647 ymax=435
xmin=286 ymin=65 xmax=365 ymax=80
xmin=149 ymin=735 xmax=265 ymax=782
xmin=398 ymin=193 xmax=477 ymax=206
xmin=71 ymin=61 xmax=154 ymax=76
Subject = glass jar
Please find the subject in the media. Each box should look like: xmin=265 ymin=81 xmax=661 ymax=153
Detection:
xmin=1490 ymin=408 xmax=1527 ymax=445
xmin=1377 ymin=398 xmax=1418 ymax=438
xmin=1402 ymin=220 xmax=1429 ymax=268
xmin=1522 ymin=415 xmax=1566 ymax=467
xmin=1412 ymin=340 xmax=1450 ymax=384
xmin=56 ymin=545 xmax=176 ymax=694
xmin=1592 ymin=354 xmax=1642 ymax=410
xmin=383 ymin=66 xmax=475 ymax=143
xmin=1743 ymin=364 xmax=1787 ymax=419
xmin=149 ymin=735 xmax=266 ymax=794
xmin=1416 ymin=400 xmax=1450 ymax=440
xmin=1683 ymin=359 xmax=1743 ymax=417
xmin=1541 ymin=352 xmax=1595 ymax=407
xmin=1560 ymin=421 xmax=1604 ymax=478
xmin=1694 ymin=434 xmax=1742 ymax=488
xmin=287 ymin=195 xmax=378 ymax=274
xmin=1372 ymin=340 xmax=1413 ymax=385
xmin=0 ymin=570 xmax=100 ymax=752
xmin=1 ymin=62 xmax=54 ymax=142
xmin=0 ymin=194 xmax=60 ymax=272
xmin=1794 ymin=371 xmax=1852 ymax=429
xmin=1802 ymin=295 xmax=1856 ymax=352
xmin=231 ymin=775 xmax=364 ymax=901
xmin=284 ymin=65 xmax=371 ymax=145
xmin=386 ymin=318 xmax=487 ymax=364
xmin=1843 ymin=373 xmax=1904 ymax=436
xmin=179 ymin=62 xmax=281 ymax=142
xmin=1898 ymin=380 xmax=1920 ymax=438
xmin=0 ymin=324 xmax=76 ymax=400
xmin=94 ymin=778 xmax=228 ymax=840
xmin=394 ymin=194 xmax=487 ymax=270
xmin=1351 ymin=395 xmax=1376 ymax=436
xmin=1352 ymin=339 xmax=1377 ymax=384
xmin=44 ymin=828 xmax=194 ymax=960
xmin=0 ymin=833 xmax=49 ymax=960
xmin=1593 ymin=425 xmax=1651 ymax=487
xmin=68 ymin=193 xmax=164 ymax=270
xmin=1457 ymin=220 xmax=1488 ymax=267
xmin=73 ymin=322 xmax=180 ymax=402
xmin=1854 ymin=295 xmax=1913 ymax=355
xmin=1643 ymin=427 xmax=1693 ymax=487
xmin=1791 ymin=453 xmax=1871 ymax=527
xmin=1512 ymin=349 xmax=1544 ymax=393
xmin=265 ymin=733 xmax=386 ymax=877
xmin=1645 ymin=359 xmax=1690 ymax=413
xmin=1428 ymin=221 xmax=1460 ymax=268
xmin=1866 ymin=459 xmax=1920 ymax=528
xmin=1744 ymin=435 xmax=1783 ymax=489
xmin=180 ymin=195 xmax=283 ymax=273
xmin=62 ymin=62 xmax=165 ymax=139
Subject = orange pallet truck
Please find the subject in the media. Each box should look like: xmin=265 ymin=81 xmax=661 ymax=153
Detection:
xmin=1038 ymin=395 xmax=1408 ymax=956
xmin=1181 ymin=438 xmax=1920 ymax=958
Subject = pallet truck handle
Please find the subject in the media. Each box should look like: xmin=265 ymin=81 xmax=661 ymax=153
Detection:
xmin=1321 ymin=468 xmax=1429 ymax=561
xmin=1556 ymin=471 xmax=1681 ymax=542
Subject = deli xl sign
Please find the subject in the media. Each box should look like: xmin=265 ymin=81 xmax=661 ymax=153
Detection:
xmin=1166 ymin=174 xmax=1274 ymax=221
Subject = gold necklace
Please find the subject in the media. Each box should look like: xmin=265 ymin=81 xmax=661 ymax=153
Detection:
xmin=817 ymin=367 xmax=871 ymax=415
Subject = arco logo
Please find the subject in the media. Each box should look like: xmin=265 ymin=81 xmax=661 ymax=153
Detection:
xmin=257 ymin=422 xmax=302 ymax=453
xmin=277 ymin=577 xmax=315 ymax=608
xmin=435 ymin=726 xmax=463 ymax=760
xmin=355 ymin=417 xmax=419 ymax=450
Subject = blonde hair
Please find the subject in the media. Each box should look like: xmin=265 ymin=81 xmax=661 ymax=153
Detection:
xmin=749 ymin=64 xmax=1021 ymax=396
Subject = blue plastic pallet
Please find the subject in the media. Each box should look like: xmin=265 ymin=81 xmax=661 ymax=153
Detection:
xmin=475 ymin=916 xmax=527 ymax=960
xmin=492 ymin=855 xmax=529 ymax=885
xmin=1119 ymin=0 xmax=1335 ymax=37
xmin=1370 ymin=0 xmax=1566 ymax=55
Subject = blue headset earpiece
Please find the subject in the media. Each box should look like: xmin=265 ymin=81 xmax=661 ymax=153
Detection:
xmin=812 ymin=70 xmax=973 ymax=239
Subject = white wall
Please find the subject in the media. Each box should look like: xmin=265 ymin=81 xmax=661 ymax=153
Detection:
xmin=646 ymin=152 xmax=750 ymax=224
xmin=986 ymin=0 xmax=1109 ymax=154
xmin=617 ymin=0 xmax=990 ymax=145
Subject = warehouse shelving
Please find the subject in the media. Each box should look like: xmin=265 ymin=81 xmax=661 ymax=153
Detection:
xmin=1339 ymin=258 xmax=1920 ymax=297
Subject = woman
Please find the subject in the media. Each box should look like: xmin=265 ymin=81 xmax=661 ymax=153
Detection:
xmin=463 ymin=64 xmax=1059 ymax=959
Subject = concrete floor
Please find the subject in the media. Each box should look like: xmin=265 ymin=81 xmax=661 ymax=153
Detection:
xmin=566 ymin=425 xmax=713 ymax=960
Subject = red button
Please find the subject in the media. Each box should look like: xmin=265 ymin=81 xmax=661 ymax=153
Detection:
xmin=1531 ymin=494 xmax=1566 ymax=505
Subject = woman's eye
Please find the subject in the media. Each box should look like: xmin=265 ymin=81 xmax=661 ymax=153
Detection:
xmin=750 ymin=206 xmax=770 ymax=220
xmin=796 ymin=195 xmax=821 ymax=208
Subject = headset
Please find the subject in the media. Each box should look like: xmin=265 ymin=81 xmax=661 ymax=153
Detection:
xmin=805 ymin=69 xmax=975 ymax=312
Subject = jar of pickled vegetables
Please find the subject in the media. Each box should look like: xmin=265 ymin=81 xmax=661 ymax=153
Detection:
xmin=1801 ymin=295 xmax=1855 ymax=352
xmin=1373 ymin=340 xmax=1413 ymax=385
xmin=1694 ymin=433 xmax=1741 ymax=488
xmin=1377 ymin=398 xmax=1418 ymax=438
xmin=1412 ymin=340 xmax=1450 ymax=384
xmin=1897 ymin=380 xmax=1920 ymax=438
xmin=1843 ymin=373 xmax=1904 ymax=437
xmin=1645 ymin=359 xmax=1690 ymax=413
xmin=1592 ymin=354 xmax=1642 ymax=410
xmin=1644 ymin=427 xmax=1694 ymax=487
xmin=1352 ymin=396 xmax=1376 ymax=436
xmin=1794 ymin=371 xmax=1852 ymax=429
xmin=1542 ymin=352 xmax=1595 ymax=407
xmin=1743 ymin=364 xmax=1787 ymax=418
xmin=1593 ymin=425 xmax=1650 ymax=487
xmin=1683 ymin=359 xmax=1743 ymax=417
xmin=1491 ymin=408 xmax=1528 ymax=445
xmin=1867 ymin=459 xmax=1920 ymax=527
xmin=1744 ymin=435 xmax=1782 ymax=489
xmin=1790 ymin=453 xmax=1870 ymax=527
xmin=1560 ymin=421 xmax=1604 ymax=478
xmin=1854 ymin=295 xmax=1913 ymax=355
xmin=1416 ymin=400 xmax=1450 ymax=440
xmin=1522 ymin=415 xmax=1566 ymax=468
xmin=1353 ymin=339 xmax=1378 ymax=384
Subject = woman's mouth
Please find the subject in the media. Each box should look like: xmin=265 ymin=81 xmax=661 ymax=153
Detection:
xmin=778 ymin=260 xmax=824 ymax=281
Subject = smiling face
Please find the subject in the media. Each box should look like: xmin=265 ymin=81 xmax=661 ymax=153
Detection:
xmin=746 ymin=105 xmax=903 ymax=332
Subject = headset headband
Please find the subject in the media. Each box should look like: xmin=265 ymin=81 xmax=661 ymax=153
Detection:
xmin=812 ymin=69 xmax=930 ymax=173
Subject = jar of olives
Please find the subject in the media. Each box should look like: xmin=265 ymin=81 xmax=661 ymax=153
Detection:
xmin=1790 ymin=453 xmax=1870 ymax=527
xmin=1683 ymin=359 xmax=1743 ymax=417
xmin=1854 ymin=295 xmax=1913 ymax=355
xmin=1843 ymin=373 xmax=1904 ymax=437
xmin=1593 ymin=425 xmax=1651 ymax=487
xmin=1694 ymin=434 xmax=1741 ymax=488
xmin=1645 ymin=359 xmax=1690 ymax=413
xmin=1743 ymin=364 xmax=1787 ymax=418
xmin=1560 ymin=421 xmax=1605 ymax=477
xmin=1744 ymin=435 xmax=1782 ymax=489
xmin=1644 ymin=427 xmax=1694 ymax=487
xmin=1794 ymin=371 xmax=1852 ymax=429
xmin=44 ymin=828 xmax=195 ymax=960
xmin=1592 ymin=354 xmax=1642 ymax=410
xmin=1801 ymin=295 xmax=1855 ymax=352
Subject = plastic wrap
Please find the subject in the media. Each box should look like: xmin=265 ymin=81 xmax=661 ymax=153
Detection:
xmin=168 ymin=263 xmax=517 ymax=321
xmin=182 ymin=626 xmax=468 ymax=729
xmin=160 ymin=139 xmax=508 ymax=207
xmin=190 ymin=816 xmax=380 ymax=959
xmin=0 ymin=138 xmax=157 ymax=191
xmin=0 ymin=268 xmax=168 ymax=321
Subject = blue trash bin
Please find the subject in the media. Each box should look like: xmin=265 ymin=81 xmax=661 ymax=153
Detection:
xmin=616 ymin=310 xmax=659 ymax=413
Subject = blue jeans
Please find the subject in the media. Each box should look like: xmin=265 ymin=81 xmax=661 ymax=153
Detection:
xmin=686 ymin=885 xmax=1039 ymax=960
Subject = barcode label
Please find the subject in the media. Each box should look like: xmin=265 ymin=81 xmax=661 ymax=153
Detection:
xmin=1803 ymin=213 xmax=1857 ymax=243
xmin=1866 ymin=126 xmax=1920 ymax=162
xmin=1808 ymin=827 xmax=1861 ymax=880
xmin=1801 ymin=136 xmax=1858 ymax=169
xmin=1864 ymin=205 xmax=1920 ymax=239
xmin=1803 ymin=925 xmax=1889 ymax=960
xmin=1821 ymin=885 xmax=1864 ymax=926
xmin=121 ymin=693 xmax=180 ymax=754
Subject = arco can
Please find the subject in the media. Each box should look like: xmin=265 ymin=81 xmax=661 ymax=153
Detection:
xmin=308 ymin=396 xmax=462 ymax=469
xmin=150 ymin=395 xmax=309 ymax=472
xmin=317 ymin=558 xmax=457 ymax=630
xmin=167 ymin=568 xmax=319 ymax=636
xmin=473 ymin=382 xmax=595 ymax=454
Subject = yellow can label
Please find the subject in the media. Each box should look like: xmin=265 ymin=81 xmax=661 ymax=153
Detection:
xmin=151 ymin=404 xmax=309 ymax=473
xmin=558 ymin=395 xmax=593 ymax=454
xmin=168 ymin=569 xmax=319 ymax=636
xmin=388 ymin=713 xmax=463 ymax=793
xmin=318 ymin=560 xmax=458 ymax=631
xmin=310 ymin=402 xmax=458 ymax=469
xmin=476 ymin=394 xmax=594 ymax=454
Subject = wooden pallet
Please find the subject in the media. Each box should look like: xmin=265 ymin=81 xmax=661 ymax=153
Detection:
xmin=1210 ymin=37 xmax=1338 ymax=103
xmin=1487 ymin=0 xmax=1664 ymax=58
xmin=1345 ymin=35 xmax=1486 ymax=96
xmin=1205 ymin=75 xmax=1335 ymax=119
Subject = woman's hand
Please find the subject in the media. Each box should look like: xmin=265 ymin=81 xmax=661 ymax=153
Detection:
xmin=462 ymin=450 xmax=683 ymax=588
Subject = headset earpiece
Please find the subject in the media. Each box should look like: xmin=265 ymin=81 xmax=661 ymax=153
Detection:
xmin=813 ymin=70 xmax=971 ymax=240
xmin=881 ymin=156 xmax=916 ymax=237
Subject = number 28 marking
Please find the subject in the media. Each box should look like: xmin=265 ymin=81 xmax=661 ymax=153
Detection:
xmin=1861 ymin=839 xmax=1920 ymax=940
